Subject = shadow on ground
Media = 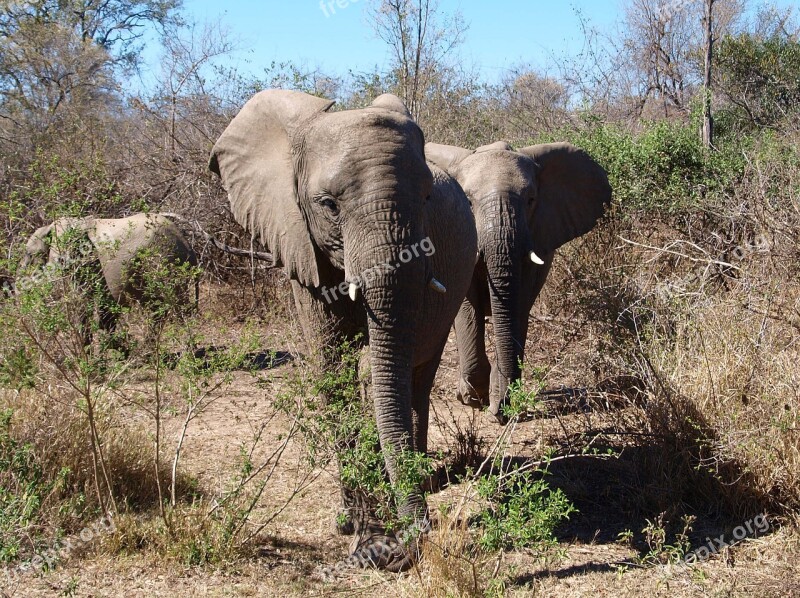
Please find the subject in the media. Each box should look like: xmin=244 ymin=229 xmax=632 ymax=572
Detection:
xmin=430 ymin=379 xmax=777 ymax=585
xmin=163 ymin=346 xmax=294 ymax=371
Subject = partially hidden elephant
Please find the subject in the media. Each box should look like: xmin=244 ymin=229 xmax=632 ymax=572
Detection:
xmin=209 ymin=90 xmax=477 ymax=571
xmin=425 ymin=141 xmax=612 ymax=423
xmin=18 ymin=213 xmax=199 ymax=342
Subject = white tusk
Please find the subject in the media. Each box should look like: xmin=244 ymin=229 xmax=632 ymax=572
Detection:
xmin=429 ymin=278 xmax=447 ymax=294
xmin=349 ymin=282 xmax=360 ymax=302
xmin=530 ymin=251 xmax=545 ymax=265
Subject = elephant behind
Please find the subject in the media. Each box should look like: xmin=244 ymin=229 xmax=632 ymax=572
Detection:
xmin=18 ymin=213 xmax=199 ymax=340
xmin=426 ymin=141 xmax=612 ymax=422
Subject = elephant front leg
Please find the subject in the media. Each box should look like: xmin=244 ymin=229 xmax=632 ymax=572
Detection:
xmin=454 ymin=292 xmax=491 ymax=409
xmin=289 ymin=280 xmax=368 ymax=536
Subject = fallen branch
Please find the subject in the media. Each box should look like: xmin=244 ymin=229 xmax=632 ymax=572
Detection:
xmin=617 ymin=236 xmax=740 ymax=270
xmin=160 ymin=212 xmax=276 ymax=265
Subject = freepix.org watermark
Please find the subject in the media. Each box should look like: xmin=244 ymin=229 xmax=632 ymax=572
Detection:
xmin=320 ymin=237 xmax=437 ymax=305
xmin=2 ymin=513 xmax=116 ymax=584
xmin=655 ymin=0 xmax=695 ymax=22
xmin=319 ymin=0 xmax=360 ymax=18
xmin=13 ymin=238 xmax=95 ymax=294
xmin=681 ymin=514 xmax=770 ymax=567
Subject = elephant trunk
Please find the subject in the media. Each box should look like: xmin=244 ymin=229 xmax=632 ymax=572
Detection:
xmin=365 ymin=281 xmax=426 ymax=524
xmin=482 ymin=203 xmax=528 ymax=424
xmin=347 ymin=218 xmax=429 ymax=534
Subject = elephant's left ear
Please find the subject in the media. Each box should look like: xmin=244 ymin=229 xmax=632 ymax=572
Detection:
xmin=518 ymin=143 xmax=612 ymax=255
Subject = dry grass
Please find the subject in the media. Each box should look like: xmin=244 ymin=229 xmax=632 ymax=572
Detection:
xmin=0 ymin=388 xmax=171 ymax=512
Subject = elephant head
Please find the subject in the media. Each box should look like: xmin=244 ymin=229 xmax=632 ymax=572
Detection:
xmin=210 ymin=90 xmax=436 ymax=541
xmin=18 ymin=218 xmax=97 ymax=277
xmin=19 ymin=223 xmax=54 ymax=270
xmin=426 ymin=141 xmax=611 ymax=420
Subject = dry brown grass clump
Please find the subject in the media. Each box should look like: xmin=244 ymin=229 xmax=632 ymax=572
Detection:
xmin=0 ymin=387 xmax=188 ymax=519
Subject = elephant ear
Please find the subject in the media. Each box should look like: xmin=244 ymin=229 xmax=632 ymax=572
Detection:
xmin=518 ymin=143 xmax=612 ymax=255
xmin=424 ymin=143 xmax=473 ymax=175
xmin=209 ymin=90 xmax=335 ymax=287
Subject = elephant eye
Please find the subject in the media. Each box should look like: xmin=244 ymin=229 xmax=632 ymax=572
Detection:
xmin=316 ymin=195 xmax=339 ymax=214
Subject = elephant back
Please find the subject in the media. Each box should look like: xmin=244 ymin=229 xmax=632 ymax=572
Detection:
xmin=90 ymin=214 xmax=197 ymax=306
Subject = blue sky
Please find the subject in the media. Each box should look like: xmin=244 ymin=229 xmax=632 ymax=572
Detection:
xmin=179 ymin=0 xmax=619 ymax=83
xmin=176 ymin=0 xmax=797 ymax=84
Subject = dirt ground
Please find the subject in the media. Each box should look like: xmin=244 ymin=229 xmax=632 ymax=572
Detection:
xmin=2 ymin=284 xmax=799 ymax=598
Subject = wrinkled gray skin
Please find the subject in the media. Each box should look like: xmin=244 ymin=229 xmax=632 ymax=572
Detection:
xmin=209 ymin=90 xmax=477 ymax=571
xmin=18 ymin=213 xmax=198 ymax=340
xmin=426 ymin=141 xmax=611 ymax=423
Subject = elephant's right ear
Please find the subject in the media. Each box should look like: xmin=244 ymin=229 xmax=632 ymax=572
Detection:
xmin=209 ymin=90 xmax=335 ymax=287
xmin=425 ymin=143 xmax=473 ymax=175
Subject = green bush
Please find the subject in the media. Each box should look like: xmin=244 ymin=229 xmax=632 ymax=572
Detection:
xmin=716 ymin=33 xmax=800 ymax=132
xmin=537 ymin=119 xmax=750 ymax=214
xmin=476 ymin=464 xmax=575 ymax=552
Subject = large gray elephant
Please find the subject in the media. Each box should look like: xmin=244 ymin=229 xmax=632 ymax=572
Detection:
xmin=18 ymin=213 xmax=199 ymax=341
xmin=425 ymin=141 xmax=612 ymax=422
xmin=209 ymin=90 xmax=477 ymax=571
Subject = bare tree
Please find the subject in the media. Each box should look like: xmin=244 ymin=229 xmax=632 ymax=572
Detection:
xmin=702 ymin=0 xmax=715 ymax=146
xmin=498 ymin=68 xmax=572 ymax=140
xmin=555 ymin=0 xmax=743 ymax=123
xmin=0 ymin=0 xmax=182 ymax=147
xmin=366 ymin=0 xmax=467 ymax=118
xmin=624 ymin=0 xmax=697 ymax=116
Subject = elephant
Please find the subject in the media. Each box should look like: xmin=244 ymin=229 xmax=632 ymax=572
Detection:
xmin=209 ymin=89 xmax=477 ymax=571
xmin=425 ymin=141 xmax=612 ymax=422
xmin=17 ymin=213 xmax=199 ymax=345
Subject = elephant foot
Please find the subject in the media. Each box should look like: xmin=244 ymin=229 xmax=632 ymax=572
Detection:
xmin=347 ymin=531 xmax=416 ymax=572
xmin=457 ymin=377 xmax=488 ymax=410
xmin=488 ymin=369 xmax=511 ymax=425
xmin=346 ymin=517 xmax=425 ymax=573
xmin=488 ymin=400 xmax=509 ymax=425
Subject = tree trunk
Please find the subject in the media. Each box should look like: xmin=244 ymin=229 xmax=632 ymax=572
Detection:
xmin=702 ymin=0 xmax=715 ymax=148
